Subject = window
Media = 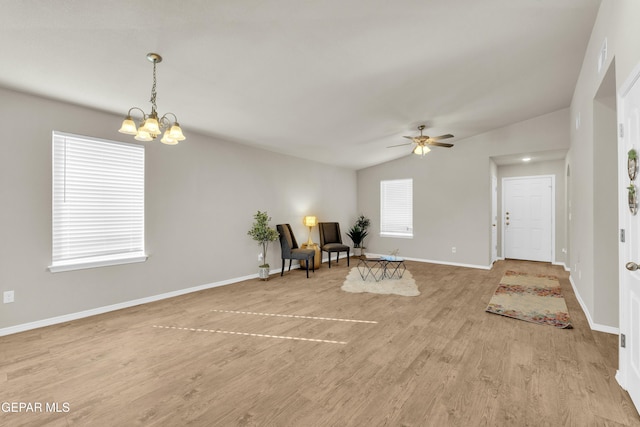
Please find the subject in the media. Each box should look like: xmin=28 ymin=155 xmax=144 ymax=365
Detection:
xmin=380 ymin=179 xmax=413 ymax=238
xmin=49 ymin=131 xmax=146 ymax=272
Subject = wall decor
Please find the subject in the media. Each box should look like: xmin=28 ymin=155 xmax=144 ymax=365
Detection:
xmin=628 ymin=148 xmax=637 ymax=181
xmin=629 ymin=184 xmax=637 ymax=215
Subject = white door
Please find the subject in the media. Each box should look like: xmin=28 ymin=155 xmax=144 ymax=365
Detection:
xmin=491 ymin=175 xmax=498 ymax=263
xmin=503 ymin=176 xmax=553 ymax=262
xmin=618 ymin=63 xmax=640 ymax=411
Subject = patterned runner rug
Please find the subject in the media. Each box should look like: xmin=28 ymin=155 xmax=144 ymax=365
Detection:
xmin=486 ymin=270 xmax=572 ymax=329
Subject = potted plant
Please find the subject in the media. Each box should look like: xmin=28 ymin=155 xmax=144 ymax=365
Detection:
xmin=247 ymin=211 xmax=279 ymax=280
xmin=347 ymin=215 xmax=370 ymax=257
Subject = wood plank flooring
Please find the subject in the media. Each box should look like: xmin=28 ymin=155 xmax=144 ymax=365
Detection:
xmin=1 ymin=259 xmax=639 ymax=426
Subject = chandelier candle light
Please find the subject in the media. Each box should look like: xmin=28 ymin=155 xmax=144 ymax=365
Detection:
xmin=118 ymin=53 xmax=186 ymax=145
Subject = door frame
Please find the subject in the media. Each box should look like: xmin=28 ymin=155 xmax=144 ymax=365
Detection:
xmin=491 ymin=175 xmax=498 ymax=263
xmin=501 ymin=174 xmax=555 ymax=262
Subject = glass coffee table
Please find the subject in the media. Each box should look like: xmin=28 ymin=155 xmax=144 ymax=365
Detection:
xmin=357 ymin=257 xmax=406 ymax=282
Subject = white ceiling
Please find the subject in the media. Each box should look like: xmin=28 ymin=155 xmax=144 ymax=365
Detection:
xmin=0 ymin=0 xmax=600 ymax=170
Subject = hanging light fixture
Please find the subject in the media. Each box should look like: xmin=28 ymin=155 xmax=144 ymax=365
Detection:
xmin=118 ymin=53 xmax=186 ymax=145
xmin=413 ymin=144 xmax=431 ymax=157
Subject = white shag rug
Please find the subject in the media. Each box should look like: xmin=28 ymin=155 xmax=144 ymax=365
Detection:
xmin=341 ymin=267 xmax=420 ymax=296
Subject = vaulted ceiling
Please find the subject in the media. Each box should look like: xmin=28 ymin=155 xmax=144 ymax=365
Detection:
xmin=0 ymin=0 xmax=601 ymax=169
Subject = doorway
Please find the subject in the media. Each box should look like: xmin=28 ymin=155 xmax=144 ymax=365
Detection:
xmin=502 ymin=175 xmax=554 ymax=262
xmin=594 ymin=61 xmax=619 ymax=328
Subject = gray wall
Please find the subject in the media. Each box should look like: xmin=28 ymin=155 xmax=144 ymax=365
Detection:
xmin=356 ymin=109 xmax=569 ymax=268
xmin=0 ymin=87 xmax=357 ymax=331
xmin=568 ymin=0 xmax=640 ymax=329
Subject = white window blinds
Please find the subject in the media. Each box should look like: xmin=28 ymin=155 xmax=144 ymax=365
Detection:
xmin=49 ymin=131 xmax=146 ymax=272
xmin=380 ymin=179 xmax=413 ymax=238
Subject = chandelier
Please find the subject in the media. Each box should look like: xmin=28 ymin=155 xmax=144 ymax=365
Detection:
xmin=118 ymin=53 xmax=185 ymax=145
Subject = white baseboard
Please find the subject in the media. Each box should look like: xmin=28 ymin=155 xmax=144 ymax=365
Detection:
xmin=1 ymin=255 xmax=576 ymax=337
xmin=0 ymin=258 xmax=336 ymax=337
xmin=0 ymin=273 xmax=259 ymax=337
xmin=496 ymin=258 xmax=569 ymax=271
xmin=616 ymin=370 xmax=626 ymax=391
xmin=552 ymin=261 xmax=571 ymax=271
xmin=364 ymin=253 xmax=491 ymax=270
xmin=568 ymin=275 xmax=619 ymax=335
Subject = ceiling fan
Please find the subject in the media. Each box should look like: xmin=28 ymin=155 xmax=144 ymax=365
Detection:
xmin=388 ymin=125 xmax=454 ymax=156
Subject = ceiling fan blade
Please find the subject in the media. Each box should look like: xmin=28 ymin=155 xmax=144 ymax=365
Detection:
xmin=387 ymin=142 xmax=413 ymax=148
xmin=402 ymin=135 xmax=417 ymax=141
xmin=431 ymin=134 xmax=454 ymax=140
xmin=426 ymin=141 xmax=454 ymax=148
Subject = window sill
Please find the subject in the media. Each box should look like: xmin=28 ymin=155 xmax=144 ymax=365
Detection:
xmin=48 ymin=253 xmax=148 ymax=273
xmin=380 ymin=233 xmax=413 ymax=239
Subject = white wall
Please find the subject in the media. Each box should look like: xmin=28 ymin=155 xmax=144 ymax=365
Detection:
xmin=356 ymin=108 xmax=569 ymax=268
xmin=568 ymin=0 xmax=640 ymax=330
xmin=0 ymin=87 xmax=357 ymax=331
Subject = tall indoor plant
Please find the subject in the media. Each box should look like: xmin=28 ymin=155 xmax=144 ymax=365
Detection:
xmin=347 ymin=215 xmax=370 ymax=256
xmin=247 ymin=211 xmax=279 ymax=279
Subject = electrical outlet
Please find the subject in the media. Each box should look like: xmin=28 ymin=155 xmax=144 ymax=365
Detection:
xmin=451 ymin=247 xmax=456 ymax=253
xmin=3 ymin=290 xmax=14 ymax=304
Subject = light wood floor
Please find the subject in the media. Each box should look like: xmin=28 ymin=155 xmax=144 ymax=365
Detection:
xmin=1 ymin=259 xmax=639 ymax=426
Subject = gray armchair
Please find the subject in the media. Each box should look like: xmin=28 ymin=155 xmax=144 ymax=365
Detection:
xmin=318 ymin=222 xmax=350 ymax=268
xmin=277 ymin=224 xmax=315 ymax=278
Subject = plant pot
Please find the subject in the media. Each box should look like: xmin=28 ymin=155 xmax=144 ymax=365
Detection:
xmin=353 ymin=247 xmax=367 ymax=258
xmin=258 ymin=266 xmax=270 ymax=280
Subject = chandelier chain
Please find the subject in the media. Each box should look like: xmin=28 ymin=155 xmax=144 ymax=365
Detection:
xmin=149 ymin=61 xmax=158 ymax=113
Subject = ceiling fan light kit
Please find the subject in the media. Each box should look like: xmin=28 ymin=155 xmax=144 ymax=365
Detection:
xmin=388 ymin=124 xmax=454 ymax=157
xmin=413 ymin=145 xmax=431 ymax=156
xmin=118 ymin=53 xmax=186 ymax=145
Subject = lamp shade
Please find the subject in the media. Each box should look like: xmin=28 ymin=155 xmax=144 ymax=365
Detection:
xmin=118 ymin=116 xmax=138 ymax=135
xmin=413 ymin=145 xmax=431 ymax=156
xmin=134 ymin=129 xmax=153 ymax=142
xmin=303 ymin=216 xmax=317 ymax=227
xmin=169 ymin=123 xmax=186 ymax=141
xmin=141 ymin=117 xmax=160 ymax=134
xmin=161 ymin=130 xmax=178 ymax=145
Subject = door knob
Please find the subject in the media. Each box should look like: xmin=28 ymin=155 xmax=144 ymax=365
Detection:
xmin=626 ymin=262 xmax=639 ymax=271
